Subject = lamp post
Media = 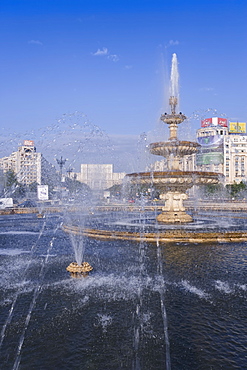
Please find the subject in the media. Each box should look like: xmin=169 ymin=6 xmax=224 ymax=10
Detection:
xmin=56 ymin=156 xmax=67 ymax=181
xmin=56 ymin=156 xmax=67 ymax=202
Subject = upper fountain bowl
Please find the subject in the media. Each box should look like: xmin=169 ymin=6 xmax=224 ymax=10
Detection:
xmin=149 ymin=140 xmax=200 ymax=157
xmin=160 ymin=113 xmax=187 ymax=125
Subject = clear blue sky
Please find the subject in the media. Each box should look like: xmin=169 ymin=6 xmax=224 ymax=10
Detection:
xmin=0 ymin=0 xmax=247 ymax=171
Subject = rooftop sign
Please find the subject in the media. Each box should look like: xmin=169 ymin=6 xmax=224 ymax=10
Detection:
xmin=229 ymin=122 xmax=246 ymax=134
xmin=201 ymin=117 xmax=228 ymax=128
xmin=23 ymin=140 xmax=35 ymax=146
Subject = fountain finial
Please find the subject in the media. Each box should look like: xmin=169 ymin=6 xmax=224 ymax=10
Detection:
xmin=169 ymin=96 xmax=178 ymax=115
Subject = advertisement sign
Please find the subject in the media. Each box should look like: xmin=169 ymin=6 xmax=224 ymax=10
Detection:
xmin=201 ymin=118 xmax=212 ymax=127
xmin=229 ymin=122 xmax=246 ymax=134
xmin=217 ymin=118 xmax=228 ymax=127
xmin=196 ymin=152 xmax=224 ymax=166
xmin=23 ymin=140 xmax=35 ymax=146
xmin=197 ymin=134 xmax=223 ymax=147
xmin=37 ymin=185 xmax=49 ymax=200
xmin=201 ymin=117 xmax=228 ymax=128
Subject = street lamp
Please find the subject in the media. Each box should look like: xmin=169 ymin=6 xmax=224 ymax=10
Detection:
xmin=56 ymin=156 xmax=67 ymax=180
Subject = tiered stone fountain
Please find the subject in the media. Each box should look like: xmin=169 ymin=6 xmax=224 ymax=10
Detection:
xmin=64 ymin=54 xmax=247 ymax=243
xmin=127 ymin=54 xmax=221 ymax=223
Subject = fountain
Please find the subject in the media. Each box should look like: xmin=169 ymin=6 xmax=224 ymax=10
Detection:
xmin=66 ymin=261 xmax=93 ymax=277
xmin=127 ymin=53 xmax=221 ymax=224
xmin=63 ymin=54 xmax=247 ymax=243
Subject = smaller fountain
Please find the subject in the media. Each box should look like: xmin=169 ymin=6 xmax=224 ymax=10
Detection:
xmin=66 ymin=261 xmax=93 ymax=278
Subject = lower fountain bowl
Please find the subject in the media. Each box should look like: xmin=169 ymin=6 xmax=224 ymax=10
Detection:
xmin=126 ymin=170 xmax=223 ymax=192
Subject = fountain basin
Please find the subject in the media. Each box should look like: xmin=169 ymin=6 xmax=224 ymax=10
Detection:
xmin=63 ymin=224 xmax=247 ymax=244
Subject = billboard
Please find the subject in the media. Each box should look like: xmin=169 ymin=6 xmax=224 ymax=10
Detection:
xmin=23 ymin=140 xmax=35 ymax=146
xmin=201 ymin=117 xmax=228 ymax=128
xmin=229 ymin=122 xmax=246 ymax=134
xmin=196 ymin=152 xmax=224 ymax=166
xmin=217 ymin=118 xmax=228 ymax=127
xmin=37 ymin=185 xmax=49 ymax=200
xmin=197 ymin=134 xmax=223 ymax=147
xmin=201 ymin=118 xmax=212 ymax=127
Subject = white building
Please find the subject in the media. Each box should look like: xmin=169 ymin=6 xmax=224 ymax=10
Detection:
xmin=196 ymin=118 xmax=247 ymax=185
xmin=74 ymin=164 xmax=126 ymax=190
xmin=224 ymin=134 xmax=247 ymax=184
xmin=195 ymin=123 xmax=228 ymax=175
xmin=0 ymin=140 xmax=56 ymax=186
xmin=0 ymin=140 xmax=42 ymax=185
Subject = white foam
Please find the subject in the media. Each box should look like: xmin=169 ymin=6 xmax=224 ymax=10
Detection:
xmin=0 ymin=248 xmax=30 ymax=256
xmin=54 ymin=273 xmax=152 ymax=301
xmin=215 ymin=280 xmax=232 ymax=294
xmin=0 ymin=231 xmax=38 ymax=235
xmin=95 ymin=313 xmax=113 ymax=333
xmin=40 ymin=254 xmax=57 ymax=258
xmin=181 ymin=280 xmax=210 ymax=299
xmin=237 ymin=283 xmax=247 ymax=291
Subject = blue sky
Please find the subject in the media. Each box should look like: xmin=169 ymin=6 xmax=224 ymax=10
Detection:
xmin=0 ymin=0 xmax=247 ymax=171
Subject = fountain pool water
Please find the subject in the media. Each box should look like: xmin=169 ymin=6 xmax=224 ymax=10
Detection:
xmin=0 ymin=213 xmax=247 ymax=369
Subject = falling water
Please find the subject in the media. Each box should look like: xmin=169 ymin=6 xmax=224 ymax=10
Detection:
xmin=133 ymin=203 xmax=148 ymax=369
xmin=0 ymin=221 xmax=47 ymax=350
xmin=156 ymin=239 xmax=171 ymax=370
xmin=12 ymin=221 xmax=62 ymax=369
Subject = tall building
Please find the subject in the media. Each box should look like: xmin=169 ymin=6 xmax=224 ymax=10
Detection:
xmin=196 ymin=118 xmax=228 ymax=175
xmin=224 ymin=134 xmax=247 ymax=183
xmin=0 ymin=140 xmax=56 ymax=186
xmin=74 ymin=164 xmax=126 ymax=190
xmin=0 ymin=140 xmax=41 ymax=185
xmin=196 ymin=118 xmax=247 ymax=184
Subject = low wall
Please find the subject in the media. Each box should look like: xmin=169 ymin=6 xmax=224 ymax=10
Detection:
xmin=0 ymin=200 xmax=247 ymax=215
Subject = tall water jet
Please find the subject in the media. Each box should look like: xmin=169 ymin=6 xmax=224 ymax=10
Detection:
xmin=170 ymin=53 xmax=179 ymax=112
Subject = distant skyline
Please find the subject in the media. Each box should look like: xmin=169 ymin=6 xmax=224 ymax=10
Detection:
xmin=1 ymin=0 xmax=247 ymax=172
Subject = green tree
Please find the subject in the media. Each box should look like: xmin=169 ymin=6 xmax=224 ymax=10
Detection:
xmin=226 ymin=181 xmax=247 ymax=199
xmin=5 ymin=170 xmax=18 ymax=188
xmin=64 ymin=177 xmax=91 ymax=198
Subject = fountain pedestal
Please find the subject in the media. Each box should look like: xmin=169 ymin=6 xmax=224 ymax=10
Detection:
xmin=157 ymin=191 xmax=192 ymax=223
